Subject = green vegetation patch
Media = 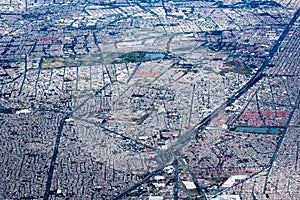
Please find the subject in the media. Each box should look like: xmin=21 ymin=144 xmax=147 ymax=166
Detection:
xmin=41 ymin=51 xmax=167 ymax=68
xmin=113 ymin=51 xmax=145 ymax=64
xmin=220 ymin=59 xmax=252 ymax=76
xmin=40 ymin=53 xmax=101 ymax=69
xmin=106 ymin=51 xmax=167 ymax=64
xmin=204 ymin=42 xmax=237 ymax=52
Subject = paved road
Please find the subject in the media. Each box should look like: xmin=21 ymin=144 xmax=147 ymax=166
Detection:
xmin=154 ymin=7 xmax=300 ymax=168
xmin=43 ymin=84 xmax=109 ymax=200
xmin=179 ymin=158 xmax=207 ymax=199
xmin=173 ymin=160 xmax=179 ymax=200
xmin=18 ymin=53 xmax=27 ymax=96
xmin=72 ymin=116 xmax=160 ymax=151
xmin=111 ymin=8 xmax=300 ymax=199
xmin=263 ymin=92 xmax=300 ymax=193
xmin=111 ymin=167 xmax=165 ymax=200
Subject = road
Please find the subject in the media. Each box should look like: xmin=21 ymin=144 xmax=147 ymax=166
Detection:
xmin=263 ymin=92 xmax=300 ymax=193
xmin=43 ymin=84 xmax=109 ymax=200
xmin=173 ymin=160 xmax=179 ymax=200
xmin=179 ymin=158 xmax=207 ymax=199
xmin=72 ymin=116 xmax=160 ymax=151
xmin=111 ymin=167 xmax=165 ymax=200
xmin=18 ymin=53 xmax=27 ymax=96
xmin=111 ymin=8 xmax=300 ymax=199
xmin=154 ymin=8 xmax=300 ymax=168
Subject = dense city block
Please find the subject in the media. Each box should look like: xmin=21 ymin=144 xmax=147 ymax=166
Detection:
xmin=0 ymin=0 xmax=299 ymax=199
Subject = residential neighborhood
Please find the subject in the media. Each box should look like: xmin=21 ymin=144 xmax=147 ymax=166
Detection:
xmin=0 ymin=0 xmax=299 ymax=199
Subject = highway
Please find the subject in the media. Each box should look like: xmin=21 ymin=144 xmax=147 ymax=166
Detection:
xmin=111 ymin=167 xmax=165 ymax=200
xmin=173 ymin=160 xmax=179 ymax=200
xmin=154 ymin=7 xmax=300 ymax=169
xmin=43 ymin=84 xmax=110 ymax=200
xmin=111 ymin=8 xmax=300 ymax=199
xmin=263 ymin=92 xmax=300 ymax=193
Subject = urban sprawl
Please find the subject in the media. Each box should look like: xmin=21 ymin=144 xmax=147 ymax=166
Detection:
xmin=0 ymin=0 xmax=299 ymax=199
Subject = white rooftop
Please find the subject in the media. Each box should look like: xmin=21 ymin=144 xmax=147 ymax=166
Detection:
xmin=16 ymin=109 xmax=31 ymax=114
xmin=148 ymin=196 xmax=163 ymax=200
xmin=221 ymin=175 xmax=248 ymax=188
xmin=154 ymin=175 xmax=165 ymax=180
xmin=211 ymin=195 xmax=241 ymax=200
xmin=65 ymin=118 xmax=74 ymax=122
xmin=182 ymin=181 xmax=197 ymax=190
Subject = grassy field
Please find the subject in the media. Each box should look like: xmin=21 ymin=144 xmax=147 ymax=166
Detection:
xmin=41 ymin=51 xmax=167 ymax=68
xmin=105 ymin=51 xmax=166 ymax=64
xmin=40 ymin=53 xmax=101 ymax=69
